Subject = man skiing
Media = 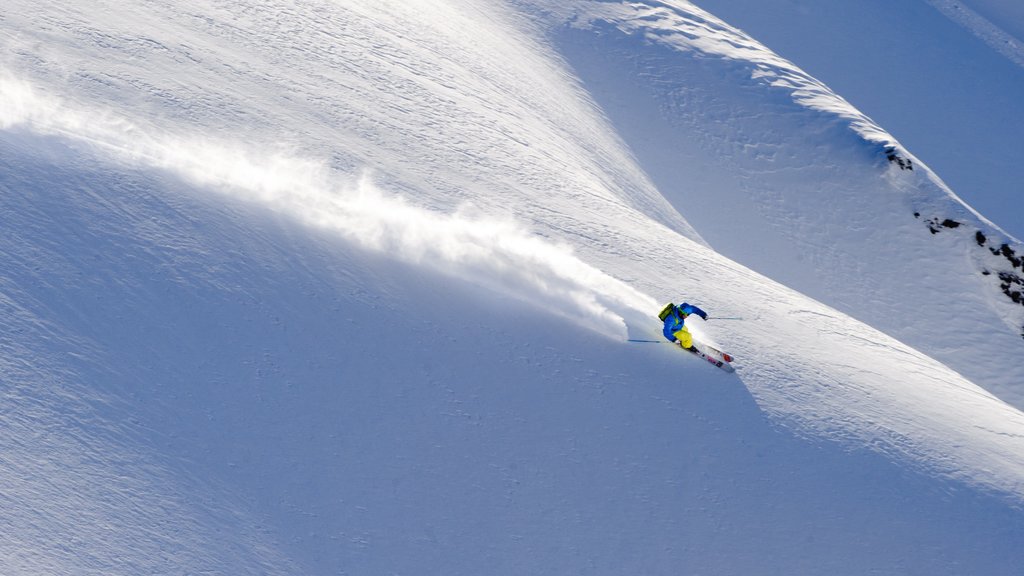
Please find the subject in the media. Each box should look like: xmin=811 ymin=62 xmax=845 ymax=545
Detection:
xmin=658 ymin=302 xmax=708 ymax=350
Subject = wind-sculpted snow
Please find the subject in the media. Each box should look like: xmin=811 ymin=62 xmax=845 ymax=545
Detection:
xmin=0 ymin=74 xmax=656 ymax=340
xmin=528 ymin=0 xmax=893 ymax=145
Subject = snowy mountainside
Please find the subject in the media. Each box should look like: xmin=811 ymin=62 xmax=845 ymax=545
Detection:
xmin=2 ymin=0 xmax=701 ymax=242
xmin=521 ymin=0 xmax=1024 ymax=404
xmin=685 ymin=0 xmax=1024 ymax=249
xmin=2 ymin=0 xmax=1024 ymax=574
xmin=5 ymin=119 xmax=1024 ymax=575
xmin=0 ymin=133 xmax=296 ymax=573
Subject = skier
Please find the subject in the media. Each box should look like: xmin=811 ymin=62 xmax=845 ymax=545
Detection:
xmin=658 ymin=302 xmax=708 ymax=350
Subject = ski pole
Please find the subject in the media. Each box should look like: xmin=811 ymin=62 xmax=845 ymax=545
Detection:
xmin=627 ymin=339 xmax=667 ymax=344
xmin=707 ymin=316 xmax=744 ymax=321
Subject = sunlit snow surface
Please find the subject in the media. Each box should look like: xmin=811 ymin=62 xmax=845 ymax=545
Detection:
xmin=689 ymin=0 xmax=1024 ymax=244
xmin=2 ymin=1 xmax=1023 ymax=574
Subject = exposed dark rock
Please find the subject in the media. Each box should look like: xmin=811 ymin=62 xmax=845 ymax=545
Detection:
xmin=920 ymin=214 xmax=1024 ymax=311
xmin=999 ymin=271 xmax=1021 ymax=286
xmin=1000 ymin=244 xmax=1021 ymax=269
xmin=885 ymin=146 xmax=913 ymax=170
xmin=998 ymin=272 xmax=1024 ymax=308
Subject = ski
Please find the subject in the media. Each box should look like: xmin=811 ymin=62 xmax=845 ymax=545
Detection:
xmin=628 ymin=338 xmax=736 ymax=372
xmin=696 ymin=342 xmax=733 ymax=364
xmin=683 ymin=342 xmax=735 ymax=373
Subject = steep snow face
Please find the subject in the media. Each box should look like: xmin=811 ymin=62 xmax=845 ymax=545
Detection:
xmin=5 ymin=123 xmax=1024 ymax=576
xmin=517 ymin=0 xmax=1024 ymax=405
xmin=0 ymin=135 xmax=297 ymax=574
xmin=3 ymin=0 xmax=1024 ymax=574
xmin=688 ymin=0 xmax=1024 ymax=243
xmin=1 ymin=0 xmax=700 ymax=242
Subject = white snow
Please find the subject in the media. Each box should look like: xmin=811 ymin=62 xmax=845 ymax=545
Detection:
xmin=2 ymin=0 xmax=1023 ymax=574
xmin=691 ymin=0 xmax=1024 ymax=243
xmin=538 ymin=0 xmax=1024 ymax=403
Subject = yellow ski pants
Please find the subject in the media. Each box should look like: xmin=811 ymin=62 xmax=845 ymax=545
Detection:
xmin=673 ymin=327 xmax=693 ymax=349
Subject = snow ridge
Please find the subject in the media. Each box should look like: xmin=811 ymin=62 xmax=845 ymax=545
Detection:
xmin=562 ymin=1 xmax=893 ymax=144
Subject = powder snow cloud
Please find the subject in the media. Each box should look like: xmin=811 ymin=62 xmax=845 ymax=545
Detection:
xmin=0 ymin=73 xmax=657 ymax=339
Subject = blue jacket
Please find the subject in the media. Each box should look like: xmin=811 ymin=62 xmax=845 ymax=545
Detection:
xmin=662 ymin=302 xmax=708 ymax=341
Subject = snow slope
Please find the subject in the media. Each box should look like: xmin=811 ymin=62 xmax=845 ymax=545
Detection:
xmin=2 ymin=0 xmax=1024 ymax=574
xmin=693 ymin=0 xmax=1024 ymax=241
xmin=526 ymin=0 xmax=1024 ymax=405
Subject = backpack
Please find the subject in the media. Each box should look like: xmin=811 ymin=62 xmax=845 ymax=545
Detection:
xmin=658 ymin=303 xmax=676 ymax=322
